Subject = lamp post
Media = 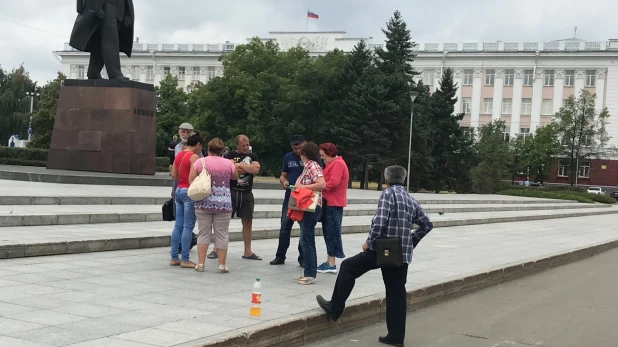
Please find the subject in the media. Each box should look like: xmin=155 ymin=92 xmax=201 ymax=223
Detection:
xmin=25 ymin=92 xmax=39 ymax=141
xmin=406 ymin=91 xmax=419 ymax=192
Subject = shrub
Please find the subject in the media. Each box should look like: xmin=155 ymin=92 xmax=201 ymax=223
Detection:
xmin=498 ymin=189 xmax=616 ymax=204
xmin=0 ymin=158 xmax=47 ymax=167
xmin=0 ymin=146 xmax=48 ymax=161
xmin=156 ymin=157 xmax=169 ymax=172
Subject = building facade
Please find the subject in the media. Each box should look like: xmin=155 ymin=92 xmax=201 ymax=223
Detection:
xmin=55 ymin=32 xmax=618 ymax=186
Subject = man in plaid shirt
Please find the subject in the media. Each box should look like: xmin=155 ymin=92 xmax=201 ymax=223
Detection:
xmin=316 ymin=165 xmax=433 ymax=347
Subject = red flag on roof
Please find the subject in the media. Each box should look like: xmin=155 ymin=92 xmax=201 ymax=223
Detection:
xmin=307 ymin=11 xmax=319 ymax=19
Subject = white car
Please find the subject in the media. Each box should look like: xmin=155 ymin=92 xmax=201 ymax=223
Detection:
xmin=587 ymin=187 xmax=605 ymax=195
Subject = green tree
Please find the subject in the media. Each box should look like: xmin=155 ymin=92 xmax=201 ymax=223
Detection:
xmin=471 ymin=120 xmax=510 ymax=194
xmin=0 ymin=65 xmax=38 ymax=143
xmin=508 ymin=135 xmax=528 ymax=184
xmin=27 ymin=72 xmax=65 ymax=149
xmin=427 ymin=68 xmax=475 ymax=193
xmin=406 ymin=81 xmax=435 ymax=192
xmin=155 ymin=73 xmax=187 ymax=156
xmin=522 ymin=124 xmax=562 ymax=184
xmin=553 ymin=90 xmax=611 ymax=185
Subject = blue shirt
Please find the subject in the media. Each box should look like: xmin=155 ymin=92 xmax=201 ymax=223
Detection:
xmin=282 ymin=152 xmax=323 ymax=186
xmin=366 ymin=185 xmax=434 ymax=264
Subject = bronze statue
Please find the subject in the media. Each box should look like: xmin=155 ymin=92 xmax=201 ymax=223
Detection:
xmin=69 ymin=0 xmax=135 ymax=81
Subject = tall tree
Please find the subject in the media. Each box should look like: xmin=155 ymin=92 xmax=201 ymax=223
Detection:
xmin=374 ymin=10 xmax=416 ymax=77
xmin=28 ymin=73 xmax=65 ymax=149
xmin=155 ymin=74 xmax=188 ymax=156
xmin=522 ymin=124 xmax=562 ymax=184
xmin=427 ymin=68 xmax=475 ymax=193
xmin=553 ymin=90 xmax=611 ymax=185
xmin=470 ymin=120 xmax=510 ymax=194
xmin=0 ymin=65 xmax=38 ymax=143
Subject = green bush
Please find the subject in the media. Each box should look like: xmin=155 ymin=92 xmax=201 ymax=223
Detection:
xmin=0 ymin=146 xmax=48 ymax=161
xmin=156 ymin=157 xmax=169 ymax=172
xmin=498 ymin=189 xmax=616 ymax=204
xmin=0 ymin=158 xmax=47 ymax=167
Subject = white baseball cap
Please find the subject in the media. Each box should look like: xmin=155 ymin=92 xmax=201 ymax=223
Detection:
xmin=179 ymin=123 xmax=194 ymax=130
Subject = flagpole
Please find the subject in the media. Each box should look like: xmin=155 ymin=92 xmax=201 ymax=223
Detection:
xmin=306 ymin=9 xmax=309 ymax=31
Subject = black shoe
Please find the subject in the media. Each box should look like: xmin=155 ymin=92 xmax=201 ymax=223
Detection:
xmin=378 ymin=335 xmax=403 ymax=347
xmin=316 ymin=295 xmax=338 ymax=321
xmin=269 ymin=258 xmax=285 ymax=265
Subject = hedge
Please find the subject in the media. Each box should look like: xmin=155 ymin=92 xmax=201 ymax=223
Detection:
xmin=498 ymin=189 xmax=616 ymax=204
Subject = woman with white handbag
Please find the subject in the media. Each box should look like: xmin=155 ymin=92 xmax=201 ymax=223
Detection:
xmin=188 ymin=138 xmax=238 ymax=273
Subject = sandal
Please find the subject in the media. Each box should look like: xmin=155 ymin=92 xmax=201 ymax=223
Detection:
xmin=207 ymin=251 xmax=218 ymax=259
xmin=242 ymin=253 xmax=262 ymax=261
xmin=195 ymin=264 xmax=205 ymax=272
xmin=297 ymin=276 xmax=316 ymax=285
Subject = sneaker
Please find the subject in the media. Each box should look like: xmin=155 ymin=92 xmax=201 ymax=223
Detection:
xmin=316 ymin=262 xmax=328 ymax=271
xmin=317 ymin=264 xmax=337 ymax=274
xmin=270 ymin=258 xmax=285 ymax=265
xmin=218 ymin=265 xmax=229 ymax=273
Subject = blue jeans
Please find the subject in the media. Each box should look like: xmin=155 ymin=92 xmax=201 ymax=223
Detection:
xmin=299 ymin=205 xmax=322 ymax=278
xmin=275 ymin=191 xmax=303 ymax=263
xmin=170 ymin=188 xmax=196 ymax=261
xmin=322 ymin=205 xmax=345 ymax=258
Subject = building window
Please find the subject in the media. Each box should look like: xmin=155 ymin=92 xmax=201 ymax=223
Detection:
xmin=424 ymin=71 xmax=434 ymax=85
xmin=519 ymin=128 xmax=531 ymax=141
xmin=504 ymin=69 xmax=514 ymax=86
xmin=483 ymin=98 xmax=493 ymax=114
xmin=207 ymin=66 xmax=216 ymax=80
xmin=193 ymin=67 xmax=200 ymax=76
xmin=132 ymin=66 xmax=140 ymax=80
xmin=462 ymin=98 xmax=471 ymax=113
xmin=523 ymin=70 xmax=534 ymax=86
xmin=502 ymin=98 xmax=512 ymax=114
xmin=565 ymin=70 xmax=575 ymax=86
xmin=544 ymin=70 xmax=555 ymax=86
xmin=585 ymin=70 xmax=596 ymax=87
xmin=77 ymin=65 xmax=85 ymax=79
xmin=178 ymin=67 xmax=185 ymax=80
xmin=147 ymin=66 xmax=154 ymax=80
xmin=502 ymin=126 xmax=510 ymax=141
xmin=542 ymin=99 xmax=553 ymax=115
xmin=578 ymin=161 xmax=590 ymax=178
xmin=521 ymin=99 xmax=532 ymax=115
xmin=163 ymin=66 xmax=171 ymax=76
xmin=485 ymin=69 xmax=495 ymax=85
xmin=558 ymin=160 xmax=569 ymax=177
xmin=463 ymin=69 xmax=473 ymax=85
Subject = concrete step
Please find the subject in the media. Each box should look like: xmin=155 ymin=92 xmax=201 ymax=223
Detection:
xmin=0 ymin=203 xmax=605 ymax=228
xmin=1 ymin=206 xmax=616 ymax=258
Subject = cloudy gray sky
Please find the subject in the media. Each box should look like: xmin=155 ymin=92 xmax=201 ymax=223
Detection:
xmin=1 ymin=0 xmax=616 ymax=84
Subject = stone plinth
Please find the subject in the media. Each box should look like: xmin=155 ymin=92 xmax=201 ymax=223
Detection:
xmin=47 ymin=79 xmax=156 ymax=175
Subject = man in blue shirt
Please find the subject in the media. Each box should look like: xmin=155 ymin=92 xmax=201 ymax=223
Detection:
xmin=270 ymin=135 xmax=309 ymax=266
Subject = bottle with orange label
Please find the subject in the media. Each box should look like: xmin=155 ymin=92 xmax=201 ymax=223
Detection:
xmin=250 ymin=278 xmax=262 ymax=316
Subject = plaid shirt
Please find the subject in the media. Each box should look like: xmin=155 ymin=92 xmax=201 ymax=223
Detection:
xmin=297 ymin=160 xmax=324 ymax=207
xmin=366 ymin=184 xmax=433 ymax=264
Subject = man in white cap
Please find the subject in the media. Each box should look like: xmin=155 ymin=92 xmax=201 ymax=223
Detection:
xmin=174 ymin=123 xmax=196 ymax=156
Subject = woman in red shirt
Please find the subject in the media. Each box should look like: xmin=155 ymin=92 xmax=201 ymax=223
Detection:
xmin=317 ymin=142 xmax=349 ymax=274
xmin=169 ymin=133 xmax=203 ymax=268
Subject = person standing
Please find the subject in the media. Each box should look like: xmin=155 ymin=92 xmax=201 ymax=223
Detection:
xmin=225 ymin=135 xmax=262 ymax=260
xmin=169 ymin=132 xmax=203 ymax=268
xmin=317 ymin=142 xmax=349 ymax=274
xmin=168 ymin=135 xmax=178 ymax=172
xmin=316 ymin=165 xmax=434 ymax=346
xmin=270 ymin=135 xmax=308 ymax=267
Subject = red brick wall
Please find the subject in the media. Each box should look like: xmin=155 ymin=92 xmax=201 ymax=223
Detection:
xmin=546 ymin=159 xmax=618 ymax=186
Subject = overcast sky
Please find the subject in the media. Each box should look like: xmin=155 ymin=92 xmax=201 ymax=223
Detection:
xmin=1 ymin=0 xmax=617 ymax=84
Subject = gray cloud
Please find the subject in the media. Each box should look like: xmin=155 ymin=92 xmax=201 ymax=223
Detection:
xmin=1 ymin=0 xmax=616 ymax=84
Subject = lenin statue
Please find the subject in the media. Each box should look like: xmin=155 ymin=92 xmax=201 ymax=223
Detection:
xmin=69 ymin=0 xmax=135 ymax=81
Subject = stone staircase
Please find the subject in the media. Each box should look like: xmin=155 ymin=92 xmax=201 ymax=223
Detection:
xmin=0 ymin=187 xmax=616 ymax=259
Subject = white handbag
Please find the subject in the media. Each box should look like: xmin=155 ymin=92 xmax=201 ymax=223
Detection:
xmin=188 ymin=158 xmax=211 ymax=201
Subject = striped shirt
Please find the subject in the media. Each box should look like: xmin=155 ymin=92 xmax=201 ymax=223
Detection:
xmin=366 ymin=184 xmax=434 ymax=264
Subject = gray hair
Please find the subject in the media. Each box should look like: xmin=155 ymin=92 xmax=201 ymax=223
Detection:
xmin=384 ymin=165 xmax=407 ymax=185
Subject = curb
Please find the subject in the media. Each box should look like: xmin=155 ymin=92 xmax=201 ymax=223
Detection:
xmin=178 ymin=238 xmax=618 ymax=347
xmin=1 ymin=208 xmax=617 ymax=259
xmin=0 ymin=204 xmax=606 ymax=228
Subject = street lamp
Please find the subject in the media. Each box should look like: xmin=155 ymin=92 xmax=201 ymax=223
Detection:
xmin=406 ymin=91 xmax=419 ymax=192
xmin=25 ymin=92 xmax=39 ymax=141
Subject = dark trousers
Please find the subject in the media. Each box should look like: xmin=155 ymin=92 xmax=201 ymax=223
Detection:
xmin=330 ymin=250 xmax=409 ymax=342
xmin=87 ymin=2 xmax=123 ymax=79
xmin=275 ymin=191 xmax=302 ymax=263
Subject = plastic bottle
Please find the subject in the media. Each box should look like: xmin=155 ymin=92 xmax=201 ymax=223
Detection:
xmin=250 ymin=278 xmax=262 ymax=316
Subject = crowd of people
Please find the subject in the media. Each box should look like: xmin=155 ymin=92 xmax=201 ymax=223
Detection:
xmin=166 ymin=122 xmax=351 ymax=284
xmin=166 ymin=122 xmax=435 ymax=345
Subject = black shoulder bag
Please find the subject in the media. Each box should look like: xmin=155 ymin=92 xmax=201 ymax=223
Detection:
xmin=375 ymin=237 xmax=403 ymax=268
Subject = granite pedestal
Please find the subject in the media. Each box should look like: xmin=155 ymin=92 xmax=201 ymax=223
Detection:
xmin=47 ymin=79 xmax=156 ymax=175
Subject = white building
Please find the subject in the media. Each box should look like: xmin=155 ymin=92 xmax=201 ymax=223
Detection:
xmin=55 ymin=32 xmax=618 ymax=151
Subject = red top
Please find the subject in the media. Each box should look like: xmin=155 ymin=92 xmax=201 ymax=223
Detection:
xmin=322 ymin=156 xmax=349 ymax=207
xmin=174 ymin=151 xmax=194 ymax=189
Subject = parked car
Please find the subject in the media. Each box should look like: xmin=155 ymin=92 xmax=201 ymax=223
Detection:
xmin=609 ymin=188 xmax=618 ymax=201
xmin=586 ymin=187 xmax=605 ymax=195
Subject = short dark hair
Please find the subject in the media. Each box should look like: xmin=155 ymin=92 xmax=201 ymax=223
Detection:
xmin=300 ymin=142 xmax=320 ymax=162
xmin=186 ymin=131 xmax=203 ymax=147
xmin=319 ymin=142 xmax=338 ymax=157
xmin=208 ymin=137 xmax=225 ymax=156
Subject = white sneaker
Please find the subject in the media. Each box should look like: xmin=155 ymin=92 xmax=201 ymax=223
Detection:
xmin=218 ymin=265 xmax=229 ymax=273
